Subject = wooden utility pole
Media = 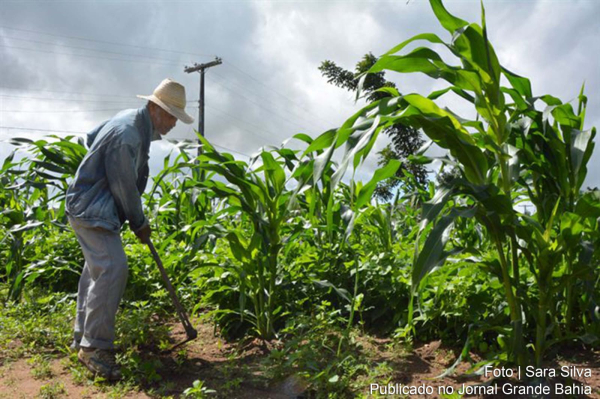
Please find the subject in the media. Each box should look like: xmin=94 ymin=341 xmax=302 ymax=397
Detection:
xmin=184 ymin=57 xmax=222 ymax=156
xmin=520 ymin=204 xmax=533 ymax=215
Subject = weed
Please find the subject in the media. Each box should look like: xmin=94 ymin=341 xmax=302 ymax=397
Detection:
xmin=174 ymin=348 xmax=188 ymax=370
xmin=117 ymin=349 xmax=163 ymax=385
xmin=0 ymin=290 xmax=73 ymax=357
xmin=263 ymin=301 xmax=367 ymax=397
xmin=115 ymin=301 xmax=171 ymax=350
xmin=183 ymin=379 xmax=217 ymax=398
xmin=37 ymin=381 xmax=66 ymax=399
xmin=28 ymin=354 xmax=53 ymax=380
xmin=104 ymin=380 xmax=137 ymax=399
xmin=68 ymin=364 xmax=87 ymax=386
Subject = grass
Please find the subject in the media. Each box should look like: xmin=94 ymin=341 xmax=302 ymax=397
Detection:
xmin=1 ymin=287 xmax=599 ymax=398
xmin=28 ymin=355 xmax=53 ymax=380
xmin=37 ymin=382 xmax=66 ymax=399
xmin=0 ymin=286 xmax=422 ymax=397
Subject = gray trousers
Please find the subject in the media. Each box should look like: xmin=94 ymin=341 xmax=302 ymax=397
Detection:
xmin=69 ymin=216 xmax=128 ymax=350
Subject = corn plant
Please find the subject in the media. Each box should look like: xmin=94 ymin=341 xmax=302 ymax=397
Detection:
xmin=311 ymin=0 xmax=597 ymax=368
xmin=185 ymin=136 xmax=310 ymax=339
xmin=292 ymin=123 xmax=405 ymax=354
xmin=1 ymin=136 xmax=86 ymax=300
xmin=146 ymin=141 xmax=216 ymax=240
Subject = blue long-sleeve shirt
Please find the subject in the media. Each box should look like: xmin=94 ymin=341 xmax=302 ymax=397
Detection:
xmin=66 ymin=105 xmax=159 ymax=232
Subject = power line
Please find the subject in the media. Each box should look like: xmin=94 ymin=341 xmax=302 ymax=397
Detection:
xmin=0 ymin=24 xmax=338 ymax=132
xmin=1 ymin=87 xmax=306 ymax=143
xmin=0 ymin=94 xmax=140 ymax=103
xmin=207 ymin=74 xmax=313 ymax=134
xmin=0 ymin=106 xmax=275 ymax=150
xmin=206 ymin=104 xmax=279 ymax=142
xmin=0 ymin=89 xmax=200 ymax=103
xmin=223 ymin=60 xmax=336 ymax=127
xmin=0 ymin=25 xmax=335 ymax=135
xmin=212 ymin=70 xmax=326 ymax=133
xmin=0 ymin=44 xmax=182 ymax=66
xmin=0 ymin=108 xmax=125 ymax=113
xmin=0 ymin=25 xmax=214 ymax=58
xmin=212 ymin=144 xmax=251 ymax=158
xmin=0 ymin=35 xmax=190 ymax=64
xmin=0 ymin=86 xmax=136 ymax=99
xmin=0 ymin=91 xmax=281 ymax=145
xmin=0 ymin=126 xmax=86 ymax=134
xmin=0 ymin=106 xmax=198 ymax=113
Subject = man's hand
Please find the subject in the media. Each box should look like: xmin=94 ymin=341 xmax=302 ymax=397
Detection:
xmin=135 ymin=223 xmax=152 ymax=244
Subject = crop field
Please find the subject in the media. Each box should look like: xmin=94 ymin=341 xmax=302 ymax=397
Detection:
xmin=1 ymin=1 xmax=599 ymax=398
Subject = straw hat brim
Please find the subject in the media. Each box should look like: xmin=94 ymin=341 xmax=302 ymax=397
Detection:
xmin=137 ymin=94 xmax=194 ymax=125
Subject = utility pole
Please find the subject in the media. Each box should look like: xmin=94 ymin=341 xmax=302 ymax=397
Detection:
xmin=520 ymin=204 xmax=532 ymax=215
xmin=184 ymin=57 xmax=222 ymax=156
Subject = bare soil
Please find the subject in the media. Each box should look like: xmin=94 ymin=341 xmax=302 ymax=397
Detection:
xmin=1 ymin=319 xmax=599 ymax=398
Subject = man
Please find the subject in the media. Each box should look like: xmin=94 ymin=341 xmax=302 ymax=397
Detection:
xmin=65 ymin=78 xmax=194 ymax=380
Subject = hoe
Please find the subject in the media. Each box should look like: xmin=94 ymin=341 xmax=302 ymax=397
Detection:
xmin=147 ymin=239 xmax=198 ymax=352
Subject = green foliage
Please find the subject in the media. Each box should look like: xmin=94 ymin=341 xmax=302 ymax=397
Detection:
xmin=28 ymin=354 xmax=54 ymax=380
xmin=313 ymin=0 xmax=599 ymax=368
xmin=0 ymin=136 xmax=86 ymax=301
xmin=38 ymin=381 xmax=66 ymax=399
xmin=0 ymin=0 xmax=598 ymax=388
xmin=183 ymin=379 xmax=217 ymax=398
xmin=0 ymin=290 xmax=74 ymax=358
xmin=319 ymin=53 xmax=427 ymax=200
xmin=264 ymin=301 xmax=365 ymax=398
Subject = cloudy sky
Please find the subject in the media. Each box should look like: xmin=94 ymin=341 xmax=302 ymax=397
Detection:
xmin=0 ymin=0 xmax=598 ymax=187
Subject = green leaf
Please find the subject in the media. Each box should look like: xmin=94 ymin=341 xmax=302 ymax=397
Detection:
xmin=412 ymin=207 xmax=475 ymax=289
xmin=570 ymin=128 xmax=596 ymax=191
xmin=260 ymin=151 xmax=286 ymax=193
xmin=575 ymin=191 xmax=600 ymax=219
xmin=401 ymin=94 xmax=488 ymax=184
xmin=428 ymin=86 xmax=475 ymax=103
xmin=356 ymin=160 xmax=401 ymax=208
xmin=225 ymin=232 xmax=250 ymax=263
xmin=412 ymin=215 xmax=454 ymax=289
xmin=9 ymin=221 xmax=43 ymax=233
xmin=502 ymin=67 xmax=532 ymax=98
xmin=429 ymin=0 xmax=469 ymax=34
xmin=420 ymin=184 xmax=455 ymax=229
xmin=312 ymin=279 xmax=351 ymax=303
xmin=293 ymin=133 xmax=314 ymax=145
xmin=382 ymin=32 xmax=446 ymax=57
xmin=33 ymin=161 xmax=69 ymax=175
xmin=304 ymin=129 xmax=336 ymax=155
xmin=370 ymin=47 xmax=449 ymax=77
xmin=331 ymin=115 xmax=382 ymax=189
xmin=504 ymin=144 xmax=520 ymax=185
xmin=313 ymin=144 xmax=335 ymax=185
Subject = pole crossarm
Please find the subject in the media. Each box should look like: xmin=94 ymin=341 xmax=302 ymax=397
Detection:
xmin=184 ymin=57 xmax=222 ymax=73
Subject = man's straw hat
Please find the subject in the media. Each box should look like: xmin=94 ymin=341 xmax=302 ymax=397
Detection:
xmin=137 ymin=78 xmax=194 ymax=124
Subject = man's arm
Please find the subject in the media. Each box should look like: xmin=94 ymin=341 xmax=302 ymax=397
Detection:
xmin=105 ymin=143 xmax=148 ymax=235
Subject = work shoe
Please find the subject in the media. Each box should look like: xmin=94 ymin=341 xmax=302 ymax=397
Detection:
xmin=69 ymin=340 xmax=80 ymax=352
xmin=78 ymin=348 xmax=122 ymax=381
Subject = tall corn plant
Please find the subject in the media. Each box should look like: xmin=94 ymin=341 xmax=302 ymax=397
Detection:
xmin=291 ymin=122 xmax=403 ymax=354
xmin=190 ymin=136 xmax=308 ymax=340
xmin=145 ymin=141 xmax=216 ymax=244
xmin=311 ymin=0 xmax=597 ymax=367
xmin=1 ymin=136 xmax=86 ymax=300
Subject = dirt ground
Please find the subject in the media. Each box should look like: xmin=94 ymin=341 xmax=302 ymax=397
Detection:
xmin=1 ymin=319 xmax=599 ymax=398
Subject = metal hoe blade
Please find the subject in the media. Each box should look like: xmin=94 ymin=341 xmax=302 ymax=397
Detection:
xmin=147 ymin=239 xmax=198 ymax=353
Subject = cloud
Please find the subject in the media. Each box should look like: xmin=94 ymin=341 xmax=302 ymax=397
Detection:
xmin=0 ymin=0 xmax=598 ymax=188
